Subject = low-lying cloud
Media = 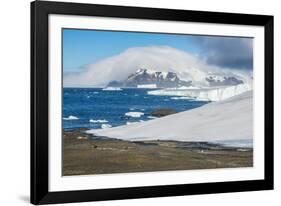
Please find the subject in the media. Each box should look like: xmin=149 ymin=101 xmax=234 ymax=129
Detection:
xmin=64 ymin=46 xmax=251 ymax=87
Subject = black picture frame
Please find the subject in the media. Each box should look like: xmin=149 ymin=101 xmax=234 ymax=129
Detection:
xmin=31 ymin=0 xmax=274 ymax=204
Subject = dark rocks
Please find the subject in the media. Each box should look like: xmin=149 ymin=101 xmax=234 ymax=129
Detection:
xmin=150 ymin=108 xmax=177 ymax=117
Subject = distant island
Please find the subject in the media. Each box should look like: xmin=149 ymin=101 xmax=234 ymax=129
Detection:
xmin=107 ymin=68 xmax=244 ymax=89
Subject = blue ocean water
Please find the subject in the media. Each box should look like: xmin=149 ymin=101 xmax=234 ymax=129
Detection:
xmin=63 ymin=88 xmax=208 ymax=131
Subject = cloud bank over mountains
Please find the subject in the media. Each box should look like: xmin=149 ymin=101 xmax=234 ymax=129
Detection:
xmin=63 ymin=46 xmax=252 ymax=88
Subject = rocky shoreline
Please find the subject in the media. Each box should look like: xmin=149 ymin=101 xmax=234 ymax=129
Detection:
xmin=63 ymin=129 xmax=253 ymax=176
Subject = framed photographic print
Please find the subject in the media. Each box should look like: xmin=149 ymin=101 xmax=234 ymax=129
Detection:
xmin=31 ymin=0 xmax=274 ymax=204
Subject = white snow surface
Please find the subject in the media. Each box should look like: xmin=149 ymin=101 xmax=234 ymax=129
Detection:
xmin=148 ymin=83 xmax=252 ymax=101
xmin=87 ymin=91 xmax=253 ymax=142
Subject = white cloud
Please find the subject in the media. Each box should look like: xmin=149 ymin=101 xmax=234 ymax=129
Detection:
xmin=63 ymin=46 xmax=251 ymax=87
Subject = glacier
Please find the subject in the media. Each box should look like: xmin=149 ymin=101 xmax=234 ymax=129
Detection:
xmin=147 ymin=83 xmax=252 ymax=101
xmin=87 ymin=91 xmax=253 ymax=143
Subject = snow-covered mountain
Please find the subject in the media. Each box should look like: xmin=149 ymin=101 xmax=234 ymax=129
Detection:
xmin=105 ymin=66 xmax=252 ymax=102
xmin=107 ymin=68 xmax=246 ymax=88
xmin=87 ymin=91 xmax=253 ymax=143
xmin=108 ymin=68 xmax=191 ymax=88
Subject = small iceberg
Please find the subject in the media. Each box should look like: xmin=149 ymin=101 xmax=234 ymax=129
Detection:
xmin=101 ymin=124 xmax=112 ymax=129
xmin=63 ymin=115 xmax=79 ymax=120
xmin=137 ymin=84 xmax=157 ymax=89
xmin=125 ymin=112 xmax=144 ymax=118
xmin=171 ymin=96 xmax=192 ymax=100
xmin=89 ymin=119 xmax=108 ymax=123
xmin=102 ymin=87 xmax=122 ymax=91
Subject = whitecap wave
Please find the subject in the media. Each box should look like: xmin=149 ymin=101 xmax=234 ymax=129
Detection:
xmin=125 ymin=112 xmax=144 ymax=118
xmin=89 ymin=119 xmax=108 ymax=123
xmin=63 ymin=115 xmax=79 ymax=120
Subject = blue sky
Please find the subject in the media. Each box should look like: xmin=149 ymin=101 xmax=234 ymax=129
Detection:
xmin=63 ymin=29 xmax=253 ymax=73
xmin=63 ymin=29 xmax=204 ymax=72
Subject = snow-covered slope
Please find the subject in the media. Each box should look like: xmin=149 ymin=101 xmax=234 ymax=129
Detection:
xmin=87 ymin=91 xmax=253 ymax=142
xmin=148 ymin=83 xmax=252 ymax=101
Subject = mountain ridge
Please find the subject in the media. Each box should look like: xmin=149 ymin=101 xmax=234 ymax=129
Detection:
xmin=107 ymin=68 xmax=245 ymax=88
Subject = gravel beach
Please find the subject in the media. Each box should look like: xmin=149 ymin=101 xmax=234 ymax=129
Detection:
xmin=63 ymin=129 xmax=253 ymax=176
